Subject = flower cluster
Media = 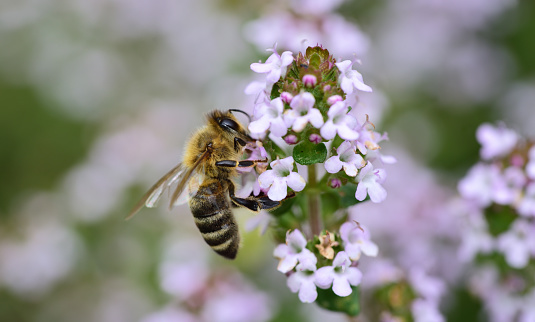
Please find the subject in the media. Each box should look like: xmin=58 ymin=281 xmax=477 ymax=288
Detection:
xmin=274 ymin=224 xmax=377 ymax=304
xmin=243 ymin=45 xmax=392 ymax=315
xmin=245 ymin=44 xmax=392 ymax=204
xmin=458 ymin=123 xmax=535 ymax=321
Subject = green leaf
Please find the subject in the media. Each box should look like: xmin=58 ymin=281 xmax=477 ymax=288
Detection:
xmin=293 ymin=141 xmax=327 ymax=165
xmin=484 ymin=205 xmax=517 ymax=237
xmin=316 ymin=285 xmax=360 ymax=316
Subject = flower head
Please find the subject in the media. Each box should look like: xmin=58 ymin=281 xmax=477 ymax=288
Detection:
xmin=335 ymin=59 xmax=372 ymax=95
xmin=274 ymin=229 xmax=316 ymax=273
xmin=249 ymin=98 xmax=287 ymax=138
xmin=315 ymin=251 xmax=362 ymax=297
xmin=284 ymin=92 xmax=324 ymax=132
xmin=287 ymin=257 xmax=318 ymax=303
xmin=320 ymin=101 xmax=359 ymax=141
xmin=355 ymin=162 xmax=387 ymax=203
xmin=476 ymin=123 xmax=518 ymax=160
xmin=258 ymin=156 xmax=306 ymax=201
xmin=324 ymin=141 xmax=365 ymax=177
xmin=250 ymin=45 xmax=294 ymax=84
xmin=339 ymin=222 xmax=378 ymax=261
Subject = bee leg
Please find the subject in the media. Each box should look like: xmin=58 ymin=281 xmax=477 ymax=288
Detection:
xmin=215 ymin=159 xmax=268 ymax=169
xmin=234 ymin=137 xmax=247 ymax=151
xmin=226 ymin=180 xmax=261 ymax=212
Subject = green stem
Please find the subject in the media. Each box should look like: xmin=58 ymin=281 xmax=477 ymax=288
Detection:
xmin=307 ymin=164 xmax=322 ymax=237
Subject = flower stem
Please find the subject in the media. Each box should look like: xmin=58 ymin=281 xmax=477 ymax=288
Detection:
xmin=307 ymin=164 xmax=322 ymax=237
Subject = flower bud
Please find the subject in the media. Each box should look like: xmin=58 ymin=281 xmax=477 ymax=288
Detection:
xmin=329 ymin=178 xmax=342 ymax=189
xmin=327 ymin=95 xmax=343 ymax=106
xmin=284 ymin=134 xmax=298 ymax=145
xmin=309 ymin=133 xmax=322 ymax=144
xmin=281 ymin=92 xmax=294 ymax=104
xmin=303 ymin=74 xmax=317 ymax=87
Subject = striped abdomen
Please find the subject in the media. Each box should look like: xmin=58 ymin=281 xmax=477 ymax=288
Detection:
xmin=189 ymin=180 xmax=239 ymax=259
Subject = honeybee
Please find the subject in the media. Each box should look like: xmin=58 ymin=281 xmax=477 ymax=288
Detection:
xmin=128 ymin=109 xmax=284 ymax=259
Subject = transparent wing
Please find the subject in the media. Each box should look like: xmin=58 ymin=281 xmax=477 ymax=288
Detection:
xmin=169 ymin=150 xmax=210 ymax=209
xmin=126 ymin=163 xmax=185 ymax=220
xmin=173 ymin=169 xmax=204 ymax=206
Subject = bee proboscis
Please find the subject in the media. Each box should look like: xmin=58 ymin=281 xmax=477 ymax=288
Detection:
xmin=128 ymin=109 xmax=286 ymax=259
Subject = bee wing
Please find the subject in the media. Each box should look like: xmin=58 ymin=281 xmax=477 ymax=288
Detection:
xmin=169 ymin=150 xmax=210 ymax=209
xmin=126 ymin=163 xmax=185 ymax=220
xmin=172 ymin=168 xmax=204 ymax=206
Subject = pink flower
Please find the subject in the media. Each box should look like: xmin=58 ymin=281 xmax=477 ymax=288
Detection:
xmin=249 ymin=98 xmax=287 ymax=137
xmin=284 ymin=92 xmax=324 ymax=132
xmin=258 ymin=156 xmax=306 ymax=201
xmin=274 ymin=229 xmax=316 ymax=273
xmin=335 ymin=59 xmax=372 ymax=95
xmin=518 ymin=183 xmax=535 ymax=217
xmin=496 ymin=220 xmax=535 ymax=269
xmin=324 ymin=141 xmax=365 ymax=177
xmin=476 ymin=123 xmax=518 ymax=160
xmin=355 ymin=162 xmax=387 ymax=203
xmin=250 ymin=45 xmax=294 ymax=84
xmin=339 ymin=222 xmax=378 ymax=261
xmin=320 ymin=101 xmax=359 ymax=140
xmin=315 ymin=251 xmax=362 ymax=297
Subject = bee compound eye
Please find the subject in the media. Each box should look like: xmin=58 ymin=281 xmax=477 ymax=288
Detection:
xmin=219 ymin=118 xmax=240 ymax=132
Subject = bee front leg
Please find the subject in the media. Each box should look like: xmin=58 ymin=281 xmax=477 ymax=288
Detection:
xmin=215 ymin=159 xmax=268 ymax=169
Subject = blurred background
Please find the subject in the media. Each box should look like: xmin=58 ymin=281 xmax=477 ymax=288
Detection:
xmin=0 ymin=0 xmax=534 ymax=321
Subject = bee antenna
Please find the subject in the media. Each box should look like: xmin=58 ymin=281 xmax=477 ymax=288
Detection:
xmin=228 ymin=109 xmax=251 ymax=123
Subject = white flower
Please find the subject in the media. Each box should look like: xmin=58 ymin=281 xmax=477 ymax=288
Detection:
xmin=458 ymin=163 xmax=501 ymax=208
xmin=476 ymin=123 xmax=518 ymax=160
xmin=324 ymin=141 xmax=365 ymax=177
xmin=315 ymin=251 xmax=362 ymax=297
xmin=320 ymin=101 xmax=359 ymax=140
xmin=258 ymin=156 xmax=306 ymax=201
xmin=355 ymin=162 xmax=387 ymax=203
xmin=411 ymin=299 xmax=444 ymax=322
xmin=287 ymin=256 xmax=318 ymax=303
xmin=339 ymin=222 xmax=378 ymax=261
xmin=335 ymin=59 xmax=372 ymax=95
xmin=283 ymin=92 xmax=324 ymax=132
xmin=273 ymin=229 xmax=316 ymax=273
xmin=249 ymin=98 xmax=287 ymax=137
xmin=518 ymin=183 xmax=535 ymax=217
xmin=526 ymin=146 xmax=535 ymax=180
xmin=250 ymin=45 xmax=293 ymax=84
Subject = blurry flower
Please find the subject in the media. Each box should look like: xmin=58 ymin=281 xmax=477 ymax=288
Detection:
xmin=250 ymin=45 xmax=293 ymax=84
xmin=249 ymin=98 xmax=287 ymax=137
xmin=355 ymin=162 xmax=387 ymax=203
xmin=141 ymin=306 xmax=197 ymax=322
xmin=492 ymin=166 xmax=525 ymax=205
xmin=327 ymin=95 xmax=343 ymax=105
xmin=408 ymin=269 xmax=445 ymax=304
xmin=280 ymin=91 xmax=294 ymax=104
xmin=411 ymin=299 xmax=444 ymax=322
xmin=284 ymin=92 xmax=324 ymax=132
xmin=496 ymin=220 xmax=535 ymax=269
xmin=526 ymin=146 xmax=535 ymax=179
xmin=324 ymin=141 xmax=365 ymax=177
xmin=339 ymin=222 xmax=378 ymax=261
xmin=320 ymin=101 xmax=359 ymax=140
xmin=315 ymin=251 xmax=362 ymax=297
xmin=335 ymin=59 xmax=373 ymax=95
xmin=518 ymin=183 xmax=535 ymax=217
xmin=274 ymin=229 xmax=316 ymax=273
xmin=476 ymin=123 xmax=518 ymax=160
xmin=315 ymin=231 xmax=339 ymax=260
xmin=458 ymin=163 xmax=501 ymax=207
xmin=258 ymin=156 xmax=306 ymax=201
xmin=287 ymin=257 xmax=319 ymax=303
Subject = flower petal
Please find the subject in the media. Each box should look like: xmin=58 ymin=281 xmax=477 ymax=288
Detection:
xmin=258 ymin=170 xmax=275 ymax=189
xmin=332 ymin=276 xmax=352 ymax=297
xmin=248 ymin=116 xmax=270 ymax=134
xmin=298 ymin=279 xmax=318 ymax=303
xmin=320 ymin=121 xmax=337 ymax=140
xmin=337 ymin=124 xmax=359 ymax=141
xmin=325 ymin=156 xmax=343 ymax=174
xmin=308 ymin=108 xmax=324 ymax=128
xmin=345 ymin=267 xmax=362 ymax=286
xmin=314 ymin=267 xmax=334 ymax=289
xmin=268 ymin=177 xmax=288 ymax=201
xmin=355 ymin=182 xmax=367 ymax=201
xmin=277 ymin=254 xmax=298 ymax=273
xmin=368 ymin=182 xmax=387 ymax=203
xmin=287 ymin=172 xmax=306 ymax=192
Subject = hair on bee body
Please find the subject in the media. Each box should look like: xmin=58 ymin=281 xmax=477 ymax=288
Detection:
xmin=128 ymin=109 xmax=290 ymax=259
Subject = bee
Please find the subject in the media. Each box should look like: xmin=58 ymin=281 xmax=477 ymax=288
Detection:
xmin=127 ymin=109 xmax=285 ymax=259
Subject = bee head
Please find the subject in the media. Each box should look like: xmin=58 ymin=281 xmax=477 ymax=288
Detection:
xmin=208 ymin=109 xmax=253 ymax=143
